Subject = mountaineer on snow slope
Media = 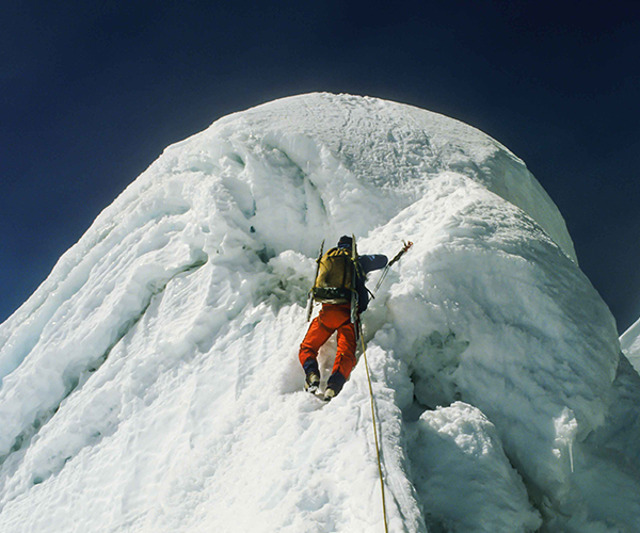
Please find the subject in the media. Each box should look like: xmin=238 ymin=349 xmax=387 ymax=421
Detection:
xmin=298 ymin=235 xmax=387 ymax=401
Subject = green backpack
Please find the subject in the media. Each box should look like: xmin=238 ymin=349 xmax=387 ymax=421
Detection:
xmin=312 ymin=247 xmax=355 ymax=303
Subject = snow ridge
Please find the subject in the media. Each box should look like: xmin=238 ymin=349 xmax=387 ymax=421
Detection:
xmin=0 ymin=93 xmax=638 ymax=532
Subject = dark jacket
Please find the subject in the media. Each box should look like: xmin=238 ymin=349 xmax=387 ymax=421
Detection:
xmin=355 ymin=253 xmax=387 ymax=312
xmin=330 ymin=241 xmax=387 ymax=313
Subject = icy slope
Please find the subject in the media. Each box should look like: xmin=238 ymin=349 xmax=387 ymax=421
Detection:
xmin=0 ymin=93 xmax=638 ymax=532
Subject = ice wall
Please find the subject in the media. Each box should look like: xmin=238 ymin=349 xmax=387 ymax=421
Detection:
xmin=0 ymin=93 xmax=637 ymax=532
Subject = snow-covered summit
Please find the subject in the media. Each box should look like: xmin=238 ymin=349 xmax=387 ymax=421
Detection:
xmin=0 ymin=93 xmax=638 ymax=532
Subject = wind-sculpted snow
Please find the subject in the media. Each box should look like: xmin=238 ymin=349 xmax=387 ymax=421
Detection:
xmin=0 ymin=93 xmax=638 ymax=532
xmin=407 ymin=402 xmax=542 ymax=531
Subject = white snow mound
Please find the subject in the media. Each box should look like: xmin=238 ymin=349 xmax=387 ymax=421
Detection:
xmin=0 ymin=93 xmax=638 ymax=532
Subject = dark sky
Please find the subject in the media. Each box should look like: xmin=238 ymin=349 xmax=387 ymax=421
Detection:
xmin=1 ymin=1 xmax=639 ymax=332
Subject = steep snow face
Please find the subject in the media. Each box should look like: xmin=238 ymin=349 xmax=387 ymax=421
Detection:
xmin=208 ymin=92 xmax=578 ymax=262
xmin=0 ymin=93 xmax=637 ymax=532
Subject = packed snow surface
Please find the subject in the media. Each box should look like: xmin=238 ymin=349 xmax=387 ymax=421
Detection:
xmin=1 ymin=93 xmax=639 ymax=532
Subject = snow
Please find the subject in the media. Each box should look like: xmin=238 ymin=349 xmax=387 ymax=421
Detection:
xmin=408 ymin=402 xmax=542 ymax=532
xmin=621 ymin=318 xmax=640 ymax=372
xmin=0 ymin=92 xmax=638 ymax=532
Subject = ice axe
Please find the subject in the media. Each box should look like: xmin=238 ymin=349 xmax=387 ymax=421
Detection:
xmin=373 ymin=240 xmax=413 ymax=294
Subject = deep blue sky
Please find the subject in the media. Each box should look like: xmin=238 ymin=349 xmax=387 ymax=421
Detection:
xmin=1 ymin=1 xmax=639 ymax=332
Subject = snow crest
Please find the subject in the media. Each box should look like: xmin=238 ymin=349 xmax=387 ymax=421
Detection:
xmin=0 ymin=93 xmax=638 ymax=532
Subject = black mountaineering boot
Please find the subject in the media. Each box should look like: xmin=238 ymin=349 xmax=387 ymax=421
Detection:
xmin=323 ymin=371 xmax=346 ymax=401
xmin=303 ymin=358 xmax=321 ymax=394
xmin=305 ymin=372 xmax=320 ymax=394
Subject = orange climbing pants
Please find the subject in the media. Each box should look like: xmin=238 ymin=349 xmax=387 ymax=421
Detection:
xmin=299 ymin=303 xmax=357 ymax=379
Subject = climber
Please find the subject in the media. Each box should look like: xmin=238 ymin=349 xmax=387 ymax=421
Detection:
xmin=299 ymin=235 xmax=387 ymax=401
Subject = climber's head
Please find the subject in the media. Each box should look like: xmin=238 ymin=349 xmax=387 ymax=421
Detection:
xmin=337 ymin=235 xmax=352 ymax=249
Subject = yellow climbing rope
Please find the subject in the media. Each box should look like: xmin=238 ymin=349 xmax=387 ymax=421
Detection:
xmin=359 ymin=325 xmax=389 ymax=533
